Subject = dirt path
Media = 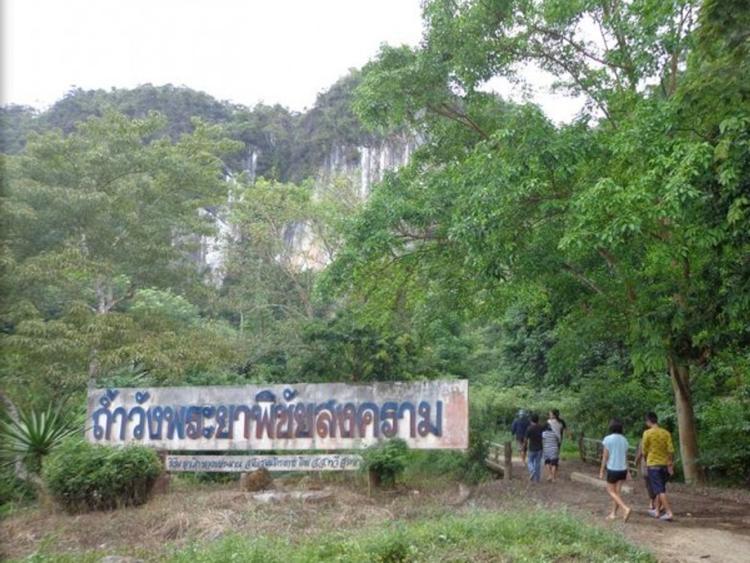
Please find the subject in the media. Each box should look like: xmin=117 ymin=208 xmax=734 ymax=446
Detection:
xmin=479 ymin=459 xmax=750 ymax=563
xmin=2 ymin=462 xmax=748 ymax=561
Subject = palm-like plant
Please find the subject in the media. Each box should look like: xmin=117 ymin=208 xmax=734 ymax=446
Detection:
xmin=0 ymin=406 xmax=80 ymax=475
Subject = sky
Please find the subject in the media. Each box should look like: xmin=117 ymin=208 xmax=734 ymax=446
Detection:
xmin=1 ymin=0 xmax=583 ymax=121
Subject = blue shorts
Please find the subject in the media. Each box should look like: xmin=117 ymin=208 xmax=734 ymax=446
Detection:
xmin=647 ymin=466 xmax=669 ymax=495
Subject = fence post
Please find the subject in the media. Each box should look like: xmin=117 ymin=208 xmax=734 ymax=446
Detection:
xmin=504 ymin=441 xmax=512 ymax=480
xmin=578 ymin=432 xmax=585 ymax=462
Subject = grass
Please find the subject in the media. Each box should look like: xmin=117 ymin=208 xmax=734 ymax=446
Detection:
xmin=560 ymin=438 xmax=580 ymax=461
xmin=19 ymin=508 xmax=654 ymax=562
xmin=166 ymin=509 xmax=654 ymax=563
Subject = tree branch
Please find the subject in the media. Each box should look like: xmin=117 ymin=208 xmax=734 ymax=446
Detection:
xmin=562 ymin=262 xmax=605 ymax=295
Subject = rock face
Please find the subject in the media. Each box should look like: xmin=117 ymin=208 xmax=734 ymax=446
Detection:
xmin=200 ymin=133 xmax=419 ymax=276
xmin=318 ymin=133 xmax=419 ymax=199
xmin=280 ymin=134 xmax=419 ymax=272
xmin=240 ymin=468 xmax=273 ymax=492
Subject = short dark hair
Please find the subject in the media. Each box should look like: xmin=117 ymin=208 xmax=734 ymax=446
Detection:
xmin=530 ymin=413 xmax=539 ymax=423
xmin=646 ymin=412 xmax=658 ymax=424
xmin=608 ymin=419 xmax=624 ymax=434
xmin=551 ymin=408 xmax=560 ymax=419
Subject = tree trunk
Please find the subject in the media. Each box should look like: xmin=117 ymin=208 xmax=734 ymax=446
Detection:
xmin=668 ymin=357 xmax=705 ymax=483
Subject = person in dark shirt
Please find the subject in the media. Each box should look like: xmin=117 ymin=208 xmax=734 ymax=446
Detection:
xmin=523 ymin=413 xmax=545 ymax=482
xmin=511 ymin=410 xmax=530 ymax=460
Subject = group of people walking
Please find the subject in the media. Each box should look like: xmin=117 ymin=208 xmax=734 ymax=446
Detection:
xmin=601 ymin=412 xmax=676 ymax=522
xmin=511 ymin=409 xmax=676 ymax=522
xmin=512 ymin=409 xmax=567 ymax=483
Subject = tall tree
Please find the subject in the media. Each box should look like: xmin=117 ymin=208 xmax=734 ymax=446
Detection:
xmin=1 ymin=111 xmax=242 ymax=402
xmin=333 ymin=0 xmax=748 ymax=482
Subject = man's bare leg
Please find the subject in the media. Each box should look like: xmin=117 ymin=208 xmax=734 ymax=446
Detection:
xmin=653 ymin=494 xmax=663 ymax=515
xmin=658 ymin=493 xmax=673 ymax=519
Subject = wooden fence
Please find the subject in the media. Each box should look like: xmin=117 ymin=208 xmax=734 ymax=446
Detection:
xmin=486 ymin=441 xmax=513 ymax=479
xmin=486 ymin=436 xmax=657 ymax=480
xmin=578 ymin=435 xmax=640 ymax=476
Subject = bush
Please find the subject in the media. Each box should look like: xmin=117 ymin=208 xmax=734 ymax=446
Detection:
xmin=361 ymin=439 xmax=408 ymax=487
xmin=471 ymin=384 xmax=579 ymax=436
xmin=572 ymin=373 xmax=665 ymax=437
xmin=698 ymin=394 xmax=750 ymax=484
xmin=43 ymin=439 xmax=162 ymax=512
xmin=0 ymin=464 xmax=35 ymax=516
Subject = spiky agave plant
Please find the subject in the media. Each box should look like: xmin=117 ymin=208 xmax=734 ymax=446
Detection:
xmin=0 ymin=406 xmax=80 ymax=475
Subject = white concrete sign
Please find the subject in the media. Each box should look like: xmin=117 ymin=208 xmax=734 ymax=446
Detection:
xmin=86 ymin=380 xmax=468 ymax=450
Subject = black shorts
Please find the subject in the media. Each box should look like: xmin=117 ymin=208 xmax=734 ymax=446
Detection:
xmin=644 ymin=475 xmax=656 ymax=499
xmin=544 ymin=458 xmax=559 ymax=466
xmin=606 ymin=469 xmax=628 ymax=483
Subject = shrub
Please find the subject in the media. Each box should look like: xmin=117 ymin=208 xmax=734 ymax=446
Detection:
xmin=572 ymin=373 xmax=665 ymax=437
xmin=0 ymin=463 xmax=35 ymax=516
xmin=698 ymin=394 xmax=750 ymax=484
xmin=470 ymin=384 xmax=579 ymax=436
xmin=361 ymin=439 xmax=408 ymax=487
xmin=43 ymin=439 xmax=162 ymax=512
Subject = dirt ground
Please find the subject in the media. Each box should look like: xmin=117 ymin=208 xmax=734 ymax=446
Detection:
xmin=2 ymin=460 xmax=749 ymax=562
xmin=482 ymin=459 xmax=750 ymax=563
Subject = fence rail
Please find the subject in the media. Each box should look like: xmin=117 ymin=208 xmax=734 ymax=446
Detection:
xmin=486 ymin=441 xmax=513 ymax=479
xmin=578 ymin=435 xmax=639 ymax=476
xmin=487 ymin=436 xmax=651 ymax=480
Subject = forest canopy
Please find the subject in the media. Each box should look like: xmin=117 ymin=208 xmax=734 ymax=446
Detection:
xmin=1 ymin=0 xmax=748 ymax=486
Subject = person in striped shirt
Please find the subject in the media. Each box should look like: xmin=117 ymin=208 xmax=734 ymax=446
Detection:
xmin=542 ymin=423 xmax=561 ymax=482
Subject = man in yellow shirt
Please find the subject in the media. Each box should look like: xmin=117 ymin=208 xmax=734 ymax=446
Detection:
xmin=642 ymin=412 xmax=675 ymax=521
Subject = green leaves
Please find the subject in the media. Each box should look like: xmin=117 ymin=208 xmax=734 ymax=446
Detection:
xmin=43 ymin=439 xmax=162 ymax=512
xmin=361 ymin=438 xmax=409 ymax=487
xmin=328 ymin=1 xmax=749 ymax=483
xmin=0 ymin=406 xmax=79 ymax=474
xmin=0 ymin=111 xmax=247 ymax=402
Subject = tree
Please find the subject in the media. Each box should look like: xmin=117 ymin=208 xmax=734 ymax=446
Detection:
xmin=1 ymin=111 xmax=242 ymax=404
xmin=332 ymin=0 xmax=748 ymax=482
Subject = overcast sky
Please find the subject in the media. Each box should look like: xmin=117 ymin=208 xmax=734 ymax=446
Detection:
xmin=2 ymin=0 xmax=582 ymax=121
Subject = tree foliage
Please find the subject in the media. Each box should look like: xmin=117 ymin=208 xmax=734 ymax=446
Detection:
xmin=1 ymin=112 xmax=243 ymax=405
xmin=331 ymin=0 xmax=750 ymax=482
xmin=0 ymin=0 xmax=747 ymax=486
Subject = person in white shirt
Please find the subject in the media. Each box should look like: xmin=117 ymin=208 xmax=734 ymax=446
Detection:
xmin=599 ymin=418 xmax=632 ymax=522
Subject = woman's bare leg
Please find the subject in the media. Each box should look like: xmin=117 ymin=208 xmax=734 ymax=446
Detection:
xmin=616 ymin=481 xmax=632 ymax=521
xmin=606 ymin=482 xmax=631 ymax=521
